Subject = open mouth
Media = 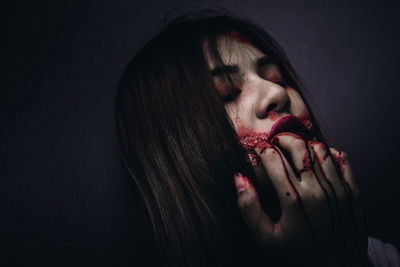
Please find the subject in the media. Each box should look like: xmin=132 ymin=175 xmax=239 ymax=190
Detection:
xmin=239 ymin=115 xmax=315 ymax=154
xmin=267 ymin=115 xmax=315 ymax=141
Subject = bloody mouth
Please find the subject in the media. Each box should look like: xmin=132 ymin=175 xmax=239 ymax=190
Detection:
xmin=238 ymin=115 xmax=316 ymax=156
xmin=268 ymin=115 xmax=315 ymax=141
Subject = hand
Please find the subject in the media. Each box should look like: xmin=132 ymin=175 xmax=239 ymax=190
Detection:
xmin=233 ymin=133 xmax=369 ymax=266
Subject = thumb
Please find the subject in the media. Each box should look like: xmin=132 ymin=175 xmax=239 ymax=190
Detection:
xmin=234 ymin=172 xmax=276 ymax=242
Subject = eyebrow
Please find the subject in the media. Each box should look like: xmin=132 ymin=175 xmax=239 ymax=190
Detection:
xmin=209 ymin=55 xmax=275 ymax=78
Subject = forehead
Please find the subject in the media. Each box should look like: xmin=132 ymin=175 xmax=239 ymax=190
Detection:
xmin=204 ymin=33 xmax=265 ymax=69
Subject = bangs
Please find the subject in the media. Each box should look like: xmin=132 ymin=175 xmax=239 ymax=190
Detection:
xmin=201 ymin=32 xmax=247 ymax=112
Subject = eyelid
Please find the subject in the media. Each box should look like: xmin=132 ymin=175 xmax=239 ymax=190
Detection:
xmin=258 ymin=62 xmax=280 ymax=75
xmin=221 ymin=88 xmax=241 ymax=102
xmin=258 ymin=63 xmax=285 ymax=84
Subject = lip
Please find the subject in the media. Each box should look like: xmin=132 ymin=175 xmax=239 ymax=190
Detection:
xmin=238 ymin=115 xmax=315 ymax=155
xmin=267 ymin=115 xmax=315 ymax=141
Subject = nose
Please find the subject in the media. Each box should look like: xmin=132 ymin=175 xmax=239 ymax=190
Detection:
xmin=253 ymin=78 xmax=290 ymax=119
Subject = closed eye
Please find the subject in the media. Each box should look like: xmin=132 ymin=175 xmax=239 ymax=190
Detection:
xmin=274 ymin=81 xmax=287 ymax=87
xmin=221 ymin=88 xmax=241 ymax=102
xmin=258 ymin=62 xmax=286 ymax=87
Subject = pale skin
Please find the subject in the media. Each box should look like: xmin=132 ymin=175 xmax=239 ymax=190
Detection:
xmin=205 ymin=34 xmax=371 ymax=266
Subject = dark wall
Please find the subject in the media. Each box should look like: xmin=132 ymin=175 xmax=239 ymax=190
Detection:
xmin=3 ymin=0 xmax=400 ymax=265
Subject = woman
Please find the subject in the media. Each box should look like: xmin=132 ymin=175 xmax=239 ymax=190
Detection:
xmin=114 ymin=10 xmax=398 ymax=266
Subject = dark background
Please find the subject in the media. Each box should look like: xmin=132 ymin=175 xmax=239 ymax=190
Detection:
xmin=3 ymin=0 xmax=400 ymax=266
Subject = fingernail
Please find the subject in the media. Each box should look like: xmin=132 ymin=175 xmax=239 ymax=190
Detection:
xmin=234 ymin=172 xmax=248 ymax=194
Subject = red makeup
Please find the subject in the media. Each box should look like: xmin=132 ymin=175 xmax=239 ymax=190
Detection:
xmin=238 ymin=115 xmax=315 ymax=150
xmin=333 ymin=149 xmax=346 ymax=174
xmin=235 ymin=115 xmax=316 ymax=166
xmin=227 ymin=30 xmax=253 ymax=46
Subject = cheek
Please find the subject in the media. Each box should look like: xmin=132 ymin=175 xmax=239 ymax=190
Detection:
xmin=232 ymin=116 xmax=271 ymax=164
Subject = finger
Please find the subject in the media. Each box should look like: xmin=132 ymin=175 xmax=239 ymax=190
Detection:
xmin=311 ymin=152 xmax=343 ymax=262
xmin=310 ymin=142 xmax=348 ymax=200
xmin=313 ymin=147 xmax=361 ymax=266
xmin=272 ymin=134 xmax=327 ymax=204
xmin=329 ymin=148 xmax=360 ymax=198
xmin=330 ymin=148 xmax=367 ymax=262
xmin=233 ymin=172 xmax=276 ymax=243
xmin=308 ymin=141 xmax=336 ymax=200
xmin=310 ymin=141 xmax=350 ymax=263
xmin=271 ymin=133 xmax=314 ymax=179
xmin=254 ymin=146 xmax=300 ymax=211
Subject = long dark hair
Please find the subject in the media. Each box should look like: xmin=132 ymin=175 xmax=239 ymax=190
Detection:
xmin=114 ymin=9 xmax=326 ymax=266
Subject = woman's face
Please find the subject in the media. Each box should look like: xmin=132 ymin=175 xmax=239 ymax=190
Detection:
xmin=205 ymin=32 xmax=314 ymax=167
